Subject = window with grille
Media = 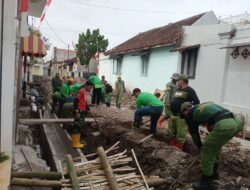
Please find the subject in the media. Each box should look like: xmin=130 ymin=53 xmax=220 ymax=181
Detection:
xmin=181 ymin=48 xmax=199 ymax=79
xmin=141 ymin=54 xmax=149 ymax=76
xmin=113 ymin=57 xmax=122 ymax=75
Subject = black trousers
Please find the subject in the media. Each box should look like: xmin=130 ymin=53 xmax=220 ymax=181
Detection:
xmin=92 ymin=87 xmax=102 ymax=105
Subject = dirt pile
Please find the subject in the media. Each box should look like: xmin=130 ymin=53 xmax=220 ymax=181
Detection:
xmin=91 ymin=105 xmax=134 ymax=126
xmin=111 ymin=91 xmax=136 ymax=109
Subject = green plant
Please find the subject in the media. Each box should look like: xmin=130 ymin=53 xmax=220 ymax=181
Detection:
xmin=0 ymin=152 xmax=9 ymax=163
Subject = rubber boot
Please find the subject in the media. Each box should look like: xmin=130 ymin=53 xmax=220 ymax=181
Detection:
xmin=71 ymin=133 xmax=84 ymax=148
xmin=157 ymin=115 xmax=166 ymax=129
xmin=193 ymin=175 xmax=215 ymax=190
xmin=168 ymin=138 xmax=176 ymax=146
xmin=172 ymin=138 xmax=184 ymax=150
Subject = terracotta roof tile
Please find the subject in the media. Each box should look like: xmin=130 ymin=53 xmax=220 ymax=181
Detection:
xmin=105 ymin=13 xmax=205 ymax=55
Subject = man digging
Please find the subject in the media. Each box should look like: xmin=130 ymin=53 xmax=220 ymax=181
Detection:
xmin=132 ymin=88 xmax=164 ymax=135
xmin=180 ymin=101 xmax=244 ymax=190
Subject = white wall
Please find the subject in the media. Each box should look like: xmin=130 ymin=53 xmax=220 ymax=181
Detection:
xmin=99 ymin=47 xmax=179 ymax=93
xmin=181 ymin=24 xmax=232 ymax=103
xmin=1 ymin=0 xmax=17 ymax=155
xmin=222 ymin=24 xmax=250 ymax=117
xmin=193 ymin=11 xmax=219 ymax=26
xmin=32 ymin=64 xmax=44 ymax=76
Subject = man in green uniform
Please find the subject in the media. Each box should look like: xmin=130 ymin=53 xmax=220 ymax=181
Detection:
xmin=70 ymin=83 xmax=83 ymax=97
xmin=101 ymin=75 xmax=107 ymax=103
xmin=132 ymin=88 xmax=164 ymax=134
xmin=51 ymin=73 xmax=62 ymax=93
xmin=104 ymin=83 xmax=113 ymax=107
xmin=157 ymin=73 xmax=179 ymax=128
xmin=169 ymin=74 xmax=200 ymax=150
xmin=115 ymin=76 xmax=126 ymax=109
xmin=88 ymin=74 xmax=103 ymax=105
xmin=181 ymin=102 xmax=244 ymax=190
xmin=51 ymin=77 xmax=74 ymax=116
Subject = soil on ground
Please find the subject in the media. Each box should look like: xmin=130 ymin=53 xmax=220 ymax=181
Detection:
xmin=83 ymin=104 xmax=250 ymax=190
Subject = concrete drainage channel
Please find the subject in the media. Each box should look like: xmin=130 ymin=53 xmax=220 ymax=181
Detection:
xmin=39 ymin=105 xmax=83 ymax=172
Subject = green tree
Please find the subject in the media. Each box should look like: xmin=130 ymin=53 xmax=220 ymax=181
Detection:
xmin=76 ymin=29 xmax=109 ymax=65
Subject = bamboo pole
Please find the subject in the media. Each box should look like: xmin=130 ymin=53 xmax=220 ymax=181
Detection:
xmin=168 ymin=156 xmax=199 ymax=190
xmin=66 ymin=154 xmax=80 ymax=190
xmin=11 ymin=178 xmax=61 ymax=187
xmin=11 ymin=171 xmax=62 ymax=180
xmin=131 ymin=149 xmax=150 ymax=190
xmin=138 ymin=134 xmax=153 ymax=144
xmin=97 ymin=146 xmax=119 ymax=190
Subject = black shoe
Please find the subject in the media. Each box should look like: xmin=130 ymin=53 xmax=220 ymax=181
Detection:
xmin=213 ymin=163 xmax=220 ymax=180
xmin=133 ymin=121 xmax=140 ymax=128
xmin=193 ymin=175 xmax=215 ymax=190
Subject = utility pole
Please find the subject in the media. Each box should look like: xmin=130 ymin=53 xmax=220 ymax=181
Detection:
xmin=96 ymin=38 xmax=99 ymax=53
xmin=67 ymin=44 xmax=69 ymax=59
xmin=96 ymin=38 xmax=99 ymax=75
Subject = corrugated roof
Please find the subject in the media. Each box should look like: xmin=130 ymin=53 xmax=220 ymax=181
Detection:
xmin=105 ymin=13 xmax=205 ymax=55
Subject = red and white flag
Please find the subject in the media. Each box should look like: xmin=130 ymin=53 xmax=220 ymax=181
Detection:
xmin=20 ymin=0 xmax=29 ymax=37
xmin=40 ymin=0 xmax=52 ymax=23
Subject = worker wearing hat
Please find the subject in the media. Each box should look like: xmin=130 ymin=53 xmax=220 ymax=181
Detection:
xmin=132 ymin=88 xmax=164 ymax=134
xmin=168 ymin=74 xmax=200 ymax=150
xmin=51 ymin=73 xmax=62 ymax=93
xmin=157 ymin=73 xmax=179 ymax=128
xmin=180 ymin=102 xmax=244 ymax=190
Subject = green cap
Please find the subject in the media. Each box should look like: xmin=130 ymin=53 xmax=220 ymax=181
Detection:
xmin=178 ymin=74 xmax=189 ymax=81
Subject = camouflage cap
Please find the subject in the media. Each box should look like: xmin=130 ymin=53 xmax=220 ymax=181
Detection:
xmin=170 ymin=73 xmax=180 ymax=80
xmin=178 ymin=74 xmax=189 ymax=81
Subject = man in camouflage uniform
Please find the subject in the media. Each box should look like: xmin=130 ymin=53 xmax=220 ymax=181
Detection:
xmin=157 ymin=73 xmax=179 ymax=128
xmin=71 ymin=81 xmax=93 ymax=149
xmin=169 ymin=74 xmax=200 ymax=150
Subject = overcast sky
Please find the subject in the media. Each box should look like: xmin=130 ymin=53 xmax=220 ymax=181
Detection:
xmin=31 ymin=0 xmax=250 ymax=59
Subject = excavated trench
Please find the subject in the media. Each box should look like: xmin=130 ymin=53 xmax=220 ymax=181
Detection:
xmin=80 ymin=111 xmax=250 ymax=190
